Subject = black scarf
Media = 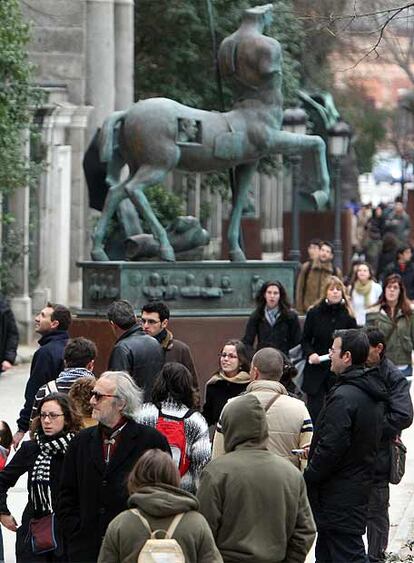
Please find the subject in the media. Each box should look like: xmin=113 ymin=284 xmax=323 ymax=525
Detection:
xmin=31 ymin=432 xmax=74 ymax=514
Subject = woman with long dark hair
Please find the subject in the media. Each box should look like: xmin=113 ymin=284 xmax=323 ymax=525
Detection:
xmin=366 ymin=273 xmax=414 ymax=379
xmin=138 ymin=362 xmax=210 ymax=493
xmin=202 ymin=339 xmax=251 ymax=428
xmin=242 ymin=280 xmax=301 ymax=355
xmin=0 ymin=393 xmax=81 ymax=562
xmin=302 ymin=276 xmax=357 ymax=422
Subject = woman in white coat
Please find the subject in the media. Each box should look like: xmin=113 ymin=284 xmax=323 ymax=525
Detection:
xmin=349 ymin=262 xmax=382 ymax=326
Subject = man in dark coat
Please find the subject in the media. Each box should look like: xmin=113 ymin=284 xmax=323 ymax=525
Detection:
xmin=140 ymin=301 xmax=198 ymax=390
xmin=305 ymin=328 xmax=387 ymax=563
xmin=13 ymin=303 xmax=71 ymax=447
xmin=57 ymin=371 xmax=170 ymax=563
xmin=0 ymin=295 xmax=19 ymax=372
xmin=107 ymin=299 xmax=163 ymax=401
xmin=365 ymin=327 xmax=413 ymax=563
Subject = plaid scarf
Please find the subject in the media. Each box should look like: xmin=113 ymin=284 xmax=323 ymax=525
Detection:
xmin=31 ymin=432 xmax=74 ymax=514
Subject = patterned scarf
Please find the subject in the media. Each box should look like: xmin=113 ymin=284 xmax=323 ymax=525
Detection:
xmin=265 ymin=306 xmax=280 ymax=327
xmin=31 ymin=432 xmax=74 ymax=514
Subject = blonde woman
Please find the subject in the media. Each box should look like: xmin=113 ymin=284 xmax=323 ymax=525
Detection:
xmin=301 ymin=276 xmax=357 ymax=422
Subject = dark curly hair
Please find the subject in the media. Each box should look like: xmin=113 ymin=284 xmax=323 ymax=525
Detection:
xmin=379 ymin=273 xmax=412 ymax=319
xmin=30 ymin=393 xmax=82 ymax=438
xmin=254 ymin=280 xmax=292 ymax=318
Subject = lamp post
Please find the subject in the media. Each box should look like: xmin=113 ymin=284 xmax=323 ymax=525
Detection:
xmin=328 ymin=119 xmax=351 ymax=271
xmin=282 ymin=107 xmax=307 ymax=262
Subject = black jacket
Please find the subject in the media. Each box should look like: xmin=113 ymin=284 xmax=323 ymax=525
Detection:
xmin=242 ymin=308 xmax=301 ymax=355
xmin=108 ymin=325 xmax=163 ymax=401
xmin=304 ymin=366 xmax=387 ymax=535
xmin=374 ymin=356 xmax=413 ymax=482
xmin=0 ymin=440 xmax=67 ymax=562
xmin=202 ymin=377 xmax=250 ymax=427
xmin=302 ymin=301 xmax=357 ymax=395
xmin=0 ymin=296 xmax=19 ymax=366
xmin=57 ymin=420 xmax=170 ymax=563
xmin=17 ymin=331 xmax=69 ymax=432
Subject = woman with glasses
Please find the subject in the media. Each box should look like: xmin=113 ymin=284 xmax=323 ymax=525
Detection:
xmin=0 ymin=393 xmax=81 ymax=562
xmin=242 ymin=280 xmax=301 ymax=355
xmin=366 ymin=273 xmax=414 ymax=380
xmin=137 ymin=363 xmax=210 ymax=493
xmin=202 ymin=339 xmax=251 ymax=428
xmin=302 ymin=276 xmax=357 ymax=422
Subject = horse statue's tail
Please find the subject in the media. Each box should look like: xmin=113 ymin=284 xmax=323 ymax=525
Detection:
xmin=98 ymin=110 xmax=126 ymax=163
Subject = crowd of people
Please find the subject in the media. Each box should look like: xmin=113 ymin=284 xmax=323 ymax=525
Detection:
xmin=0 ymin=199 xmax=412 ymax=562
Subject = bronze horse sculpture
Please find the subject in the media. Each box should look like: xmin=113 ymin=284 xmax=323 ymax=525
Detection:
xmin=91 ymin=4 xmax=330 ymax=262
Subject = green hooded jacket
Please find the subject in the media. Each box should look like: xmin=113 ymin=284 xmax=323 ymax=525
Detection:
xmin=197 ymin=394 xmax=316 ymax=563
xmin=98 ymin=484 xmax=223 ymax=563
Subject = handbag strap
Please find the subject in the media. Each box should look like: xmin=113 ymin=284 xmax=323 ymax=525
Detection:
xmin=132 ymin=508 xmax=184 ymax=539
xmin=264 ymin=393 xmax=281 ymax=412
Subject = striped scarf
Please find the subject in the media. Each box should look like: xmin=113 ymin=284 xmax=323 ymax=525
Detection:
xmin=31 ymin=432 xmax=74 ymax=514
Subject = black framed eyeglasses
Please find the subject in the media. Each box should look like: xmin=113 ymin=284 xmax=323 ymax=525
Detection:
xmin=40 ymin=412 xmax=64 ymax=420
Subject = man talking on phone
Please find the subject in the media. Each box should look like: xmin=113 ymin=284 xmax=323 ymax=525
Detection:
xmin=305 ymin=328 xmax=387 ymax=563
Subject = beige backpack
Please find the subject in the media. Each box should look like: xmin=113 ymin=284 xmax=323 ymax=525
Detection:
xmin=132 ymin=509 xmax=185 ymax=563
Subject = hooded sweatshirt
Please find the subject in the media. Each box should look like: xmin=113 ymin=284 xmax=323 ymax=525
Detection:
xmin=198 ymin=394 xmax=316 ymax=563
xmin=98 ymin=484 xmax=223 ymax=563
xmin=305 ymin=365 xmax=387 ymax=534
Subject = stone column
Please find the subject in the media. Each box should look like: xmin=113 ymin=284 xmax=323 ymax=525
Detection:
xmin=86 ymin=0 xmax=115 ymax=136
xmin=68 ymin=106 xmax=93 ymax=307
xmin=33 ymin=98 xmax=76 ymax=308
xmin=114 ymin=0 xmax=134 ymax=110
xmin=9 ymin=131 xmax=32 ymax=344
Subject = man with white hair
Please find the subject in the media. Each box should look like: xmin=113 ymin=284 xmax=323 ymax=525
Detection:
xmin=57 ymin=371 xmax=170 ymax=563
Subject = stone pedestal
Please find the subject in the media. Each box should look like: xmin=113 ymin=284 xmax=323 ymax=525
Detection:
xmin=79 ymin=260 xmax=297 ymax=316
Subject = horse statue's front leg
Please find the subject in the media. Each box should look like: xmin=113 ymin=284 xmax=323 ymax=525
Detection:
xmin=227 ymin=162 xmax=258 ymax=262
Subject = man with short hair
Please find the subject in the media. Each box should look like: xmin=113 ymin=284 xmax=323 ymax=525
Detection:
xmin=57 ymin=371 xmax=170 ymax=563
xmin=365 ymin=327 xmax=413 ymax=563
xmin=198 ymin=393 xmax=316 ymax=562
xmin=141 ymin=301 xmax=198 ymax=389
xmin=295 ymin=240 xmax=341 ymax=314
xmin=13 ymin=303 xmax=71 ymax=447
xmin=305 ymin=328 xmax=387 ymax=563
xmin=384 ymin=199 xmax=411 ymax=244
xmin=107 ymin=299 xmax=163 ymax=400
xmin=30 ymin=337 xmax=97 ymax=421
xmin=213 ymin=347 xmax=312 ymax=468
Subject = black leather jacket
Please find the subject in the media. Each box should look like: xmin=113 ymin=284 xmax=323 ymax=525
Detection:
xmin=108 ymin=325 xmax=163 ymax=401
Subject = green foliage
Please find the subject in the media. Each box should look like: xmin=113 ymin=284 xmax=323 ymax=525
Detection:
xmin=144 ymin=184 xmax=183 ymax=228
xmin=335 ymin=82 xmax=387 ymax=173
xmin=0 ymin=0 xmax=40 ymax=293
xmin=135 ymin=0 xmax=304 ymax=110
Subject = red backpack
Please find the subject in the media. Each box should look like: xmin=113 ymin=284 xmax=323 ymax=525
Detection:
xmin=155 ymin=410 xmax=193 ymax=476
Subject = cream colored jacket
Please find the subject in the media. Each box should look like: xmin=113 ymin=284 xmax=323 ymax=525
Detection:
xmin=212 ymin=380 xmax=313 ymax=469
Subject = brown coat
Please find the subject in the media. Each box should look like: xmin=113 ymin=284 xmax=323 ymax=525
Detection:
xmin=160 ymin=330 xmax=199 ymax=390
xmin=295 ymin=260 xmax=342 ymax=314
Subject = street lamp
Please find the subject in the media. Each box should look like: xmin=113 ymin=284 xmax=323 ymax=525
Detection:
xmin=282 ymin=107 xmax=308 ymax=263
xmin=328 ymin=119 xmax=352 ymax=271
